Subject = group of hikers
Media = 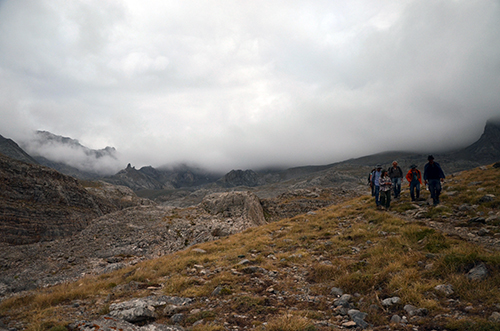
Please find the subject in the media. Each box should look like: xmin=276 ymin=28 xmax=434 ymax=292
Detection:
xmin=368 ymin=155 xmax=446 ymax=210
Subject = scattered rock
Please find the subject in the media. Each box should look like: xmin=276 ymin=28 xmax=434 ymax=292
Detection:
xmin=70 ymin=316 xmax=139 ymax=331
xmin=170 ymin=313 xmax=184 ymax=324
xmin=479 ymin=194 xmax=495 ymax=203
xmin=390 ymin=315 xmax=402 ymax=323
xmin=334 ymin=294 xmax=352 ymax=308
xmin=478 ymin=228 xmax=490 ymax=236
xmin=467 ymin=263 xmax=488 ymax=281
xmin=330 ymin=287 xmax=343 ymax=297
xmin=434 ymin=284 xmax=454 ymax=296
xmin=489 ymin=312 xmax=500 ymax=323
xmin=404 ymin=304 xmax=428 ymax=317
xmin=341 ymin=321 xmax=357 ymax=328
xmin=382 ymin=297 xmax=401 ymax=306
xmin=468 ymin=217 xmax=486 ymax=224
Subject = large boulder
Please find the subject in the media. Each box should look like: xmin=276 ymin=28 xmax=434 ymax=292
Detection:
xmin=201 ymin=191 xmax=266 ymax=227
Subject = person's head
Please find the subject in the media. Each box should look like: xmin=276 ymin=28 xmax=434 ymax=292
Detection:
xmin=410 ymin=164 xmax=417 ymax=170
xmin=392 ymin=161 xmax=398 ymax=167
xmin=381 ymin=170 xmax=388 ymax=176
xmin=376 ymin=164 xmax=382 ymax=171
xmin=428 ymin=155 xmax=435 ymax=164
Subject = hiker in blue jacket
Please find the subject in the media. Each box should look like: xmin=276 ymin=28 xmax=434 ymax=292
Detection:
xmin=423 ymin=155 xmax=445 ymax=206
xmin=371 ymin=164 xmax=383 ymax=207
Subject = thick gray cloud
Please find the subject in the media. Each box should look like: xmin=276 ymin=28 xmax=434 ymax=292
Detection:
xmin=1 ymin=0 xmax=499 ymax=173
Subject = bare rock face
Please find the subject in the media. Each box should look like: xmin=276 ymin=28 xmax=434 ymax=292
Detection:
xmin=83 ymin=180 xmax=154 ymax=212
xmin=201 ymin=191 xmax=266 ymax=227
xmin=0 ymin=154 xmax=127 ymax=245
xmin=217 ymin=169 xmax=260 ymax=188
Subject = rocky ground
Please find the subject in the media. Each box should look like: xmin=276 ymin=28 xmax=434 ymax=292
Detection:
xmin=0 ymin=191 xmax=268 ymax=300
xmin=1 ymin=173 xmax=500 ymax=330
xmin=59 ymin=187 xmax=500 ymax=331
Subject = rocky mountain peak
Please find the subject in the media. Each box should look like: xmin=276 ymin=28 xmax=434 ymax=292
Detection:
xmin=0 ymin=134 xmax=38 ymax=165
xmin=217 ymin=169 xmax=260 ymax=188
xmin=32 ymin=131 xmax=117 ymax=159
xmin=453 ymin=118 xmax=500 ymax=163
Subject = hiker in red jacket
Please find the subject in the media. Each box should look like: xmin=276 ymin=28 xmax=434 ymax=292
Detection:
xmin=406 ymin=164 xmax=422 ymax=202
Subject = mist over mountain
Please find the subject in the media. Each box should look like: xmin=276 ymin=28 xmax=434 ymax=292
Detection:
xmin=2 ymin=119 xmax=500 ymax=195
xmin=19 ymin=131 xmax=123 ymax=177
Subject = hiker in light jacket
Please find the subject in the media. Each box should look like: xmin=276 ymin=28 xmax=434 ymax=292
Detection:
xmin=371 ymin=165 xmax=383 ymax=207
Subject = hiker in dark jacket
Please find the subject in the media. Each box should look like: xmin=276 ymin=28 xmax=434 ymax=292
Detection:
xmin=388 ymin=161 xmax=403 ymax=199
xmin=423 ymin=155 xmax=445 ymax=206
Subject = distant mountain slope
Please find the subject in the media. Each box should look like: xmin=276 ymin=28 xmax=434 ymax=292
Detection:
xmin=20 ymin=131 xmax=121 ymax=179
xmin=104 ymin=163 xmax=222 ymax=191
xmin=448 ymin=119 xmax=500 ymax=163
xmin=0 ymin=134 xmax=38 ymax=165
xmin=334 ymin=120 xmax=500 ymax=175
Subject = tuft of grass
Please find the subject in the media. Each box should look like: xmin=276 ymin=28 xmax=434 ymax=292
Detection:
xmin=259 ymin=313 xmax=316 ymax=331
xmin=445 ymin=318 xmax=500 ymax=331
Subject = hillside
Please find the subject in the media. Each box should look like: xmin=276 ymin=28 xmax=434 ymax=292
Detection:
xmin=0 ymin=135 xmax=38 ymax=165
xmin=1 ymin=164 xmax=499 ymax=330
xmin=0 ymin=153 xmax=147 ymax=245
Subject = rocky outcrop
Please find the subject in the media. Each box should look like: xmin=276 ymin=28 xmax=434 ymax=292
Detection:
xmin=105 ymin=164 xmax=168 ymax=191
xmin=0 ymin=154 xmax=138 ymax=245
xmin=201 ymin=191 xmax=266 ymax=226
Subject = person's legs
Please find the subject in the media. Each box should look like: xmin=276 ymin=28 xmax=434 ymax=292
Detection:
xmin=428 ymin=179 xmax=441 ymax=205
xmin=410 ymin=182 xmax=416 ymax=201
xmin=386 ymin=190 xmax=391 ymax=209
xmin=374 ymin=186 xmax=380 ymax=206
xmin=380 ymin=190 xmax=386 ymax=208
xmin=394 ymin=178 xmax=401 ymax=198
xmin=415 ymin=182 xmax=420 ymax=200
xmin=434 ymin=181 xmax=441 ymax=204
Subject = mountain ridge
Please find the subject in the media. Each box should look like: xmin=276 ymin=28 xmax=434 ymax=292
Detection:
xmin=0 ymin=134 xmax=38 ymax=165
xmin=2 ymin=119 xmax=500 ymax=198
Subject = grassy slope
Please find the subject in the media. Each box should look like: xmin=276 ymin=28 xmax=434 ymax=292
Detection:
xmin=1 ymin=165 xmax=500 ymax=331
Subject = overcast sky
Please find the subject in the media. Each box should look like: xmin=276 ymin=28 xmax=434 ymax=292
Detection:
xmin=1 ymin=0 xmax=499 ymax=173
